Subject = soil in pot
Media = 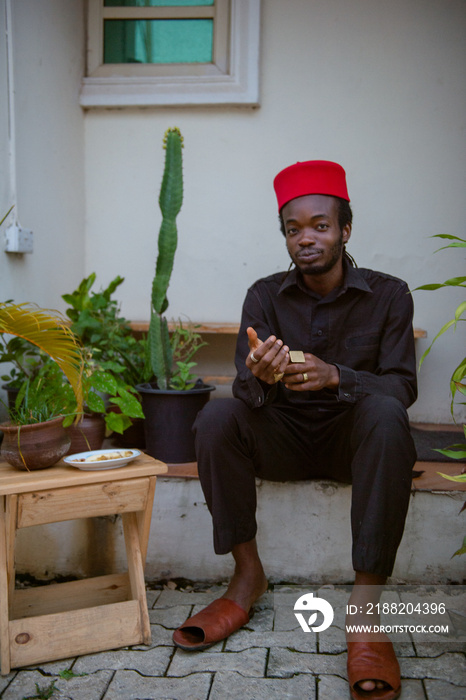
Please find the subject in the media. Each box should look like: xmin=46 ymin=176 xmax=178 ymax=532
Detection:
xmin=137 ymin=381 xmax=215 ymax=463
xmin=0 ymin=416 xmax=71 ymax=470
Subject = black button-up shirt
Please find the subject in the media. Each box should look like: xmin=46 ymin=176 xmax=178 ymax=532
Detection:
xmin=232 ymin=261 xmax=417 ymax=411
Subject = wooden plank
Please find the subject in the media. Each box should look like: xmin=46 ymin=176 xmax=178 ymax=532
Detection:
xmin=137 ymin=475 xmax=156 ymax=565
xmin=130 ymin=320 xmax=427 ymax=339
xmin=122 ymin=512 xmax=151 ymax=644
xmin=412 ymin=461 xmax=466 ymax=492
xmin=9 ymin=600 xmax=142 ymax=669
xmin=203 ymin=375 xmax=236 ymax=385
xmin=164 ymin=462 xmax=199 ymax=479
xmin=12 ymin=573 xmax=130 ymax=620
xmin=17 ymin=477 xmax=150 ymax=528
xmin=5 ymin=495 xmax=17 ymax=616
xmin=130 ymin=320 xmax=240 ymax=334
xmin=0 ymin=497 xmax=11 ymax=674
xmin=0 ymin=455 xmax=166 ymax=497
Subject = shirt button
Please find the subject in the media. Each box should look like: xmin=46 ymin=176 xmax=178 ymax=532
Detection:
xmin=317 ymin=329 xmax=323 ymax=336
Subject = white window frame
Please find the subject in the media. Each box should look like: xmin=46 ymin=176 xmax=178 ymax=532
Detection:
xmin=80 ymin=0 xmax=261 ymax=107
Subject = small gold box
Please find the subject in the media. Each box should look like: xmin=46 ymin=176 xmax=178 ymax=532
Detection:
xmin=289 ymin=350 xmax=305 ymax=363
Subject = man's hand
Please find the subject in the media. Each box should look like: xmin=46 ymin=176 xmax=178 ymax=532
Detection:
xmin=245 ymin=327 xmax=290 ymax=385
xmin=283 ymin=353 xmax=340 ymax=392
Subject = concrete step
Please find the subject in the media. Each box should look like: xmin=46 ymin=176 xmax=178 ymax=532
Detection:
xmin=14 ymin=426 xmax=465 ymax=587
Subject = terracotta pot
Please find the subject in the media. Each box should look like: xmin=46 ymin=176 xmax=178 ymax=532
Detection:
xmin=0 ymin=416 xmax=71 ymax=470
xmin=66 ymin=413 xmax=106 ymax=455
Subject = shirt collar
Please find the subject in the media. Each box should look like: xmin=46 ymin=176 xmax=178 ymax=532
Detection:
xmin=278 ymin=258 xmax=373 ymax=297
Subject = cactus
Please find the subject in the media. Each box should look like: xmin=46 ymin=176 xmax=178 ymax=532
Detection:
xmin=149 ymin=127 xmax=184 ymax=390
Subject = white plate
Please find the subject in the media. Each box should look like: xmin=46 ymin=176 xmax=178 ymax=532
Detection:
xmin=64 ymin=448 xmax=141 ymax=470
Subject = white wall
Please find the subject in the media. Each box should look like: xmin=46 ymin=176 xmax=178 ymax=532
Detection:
xmin=0 ymin=0 xmax=86 ymax=309
xmin=84 ymin=0 xmax=466 ymax=423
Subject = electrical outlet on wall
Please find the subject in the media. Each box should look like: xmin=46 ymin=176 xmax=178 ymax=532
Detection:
xmin=4 ymin=224 xmax=33 ymax=253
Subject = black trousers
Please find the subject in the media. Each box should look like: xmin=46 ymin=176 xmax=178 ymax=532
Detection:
xmin=193 ymin=394 xmax=416 ymax=577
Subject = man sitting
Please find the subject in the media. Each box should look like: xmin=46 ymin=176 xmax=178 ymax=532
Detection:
xmin=173 ymin=160 xmax=417 ymax=700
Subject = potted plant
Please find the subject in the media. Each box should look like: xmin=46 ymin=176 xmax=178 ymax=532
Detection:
xmin=0 ymin=334 xmax=45 ymax=408
xmin=0 ymin=302 xmax=84 ymax=470
xmin=61 ymin=273 xmax=145 ymax=451
xmin=414 ymin=233 xmax=466 ymax=556
xmin=136 ymin=127 xmax=214 ymax=463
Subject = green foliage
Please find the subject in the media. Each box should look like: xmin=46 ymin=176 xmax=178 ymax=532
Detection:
xmin=414 ymin=233 xmax=466 ymax=555
xmin=0 ymin=335 xmax=44 ymax=387
xmin=170 ymin=362 xmax=198 ymax=391
xmin=22 ymin=680 xmax=57 ymax=699
xmin=0 ymin=302 xmax=84 ymax=414
xmin=62 ymin=274 xmax=147 ymax=431
xmin=78 ymin=366 xmax=144 ymax=434
xmin=58 ymin=668 xmax=87 ymax=680
xmin=3 ymin=363 xmax=75 ymax=427
xmin=62 ymin=273 xmax=146 ymax=386
xmin=452 ymin=535 xmax=466 ymax=558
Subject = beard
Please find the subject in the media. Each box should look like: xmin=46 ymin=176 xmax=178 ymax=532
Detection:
xmin=290 ymin=233 xmax=344 ymax=277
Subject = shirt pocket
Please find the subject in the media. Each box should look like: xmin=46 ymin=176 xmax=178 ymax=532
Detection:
xmin=345 ymin=332 xmax=380 ymax=349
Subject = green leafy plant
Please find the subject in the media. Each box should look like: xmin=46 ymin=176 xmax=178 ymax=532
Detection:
xmin=63 ymin=273 xmax=146 ymax=386
xmin=0 ymin=334 xmax=45 ymax=388
xmin=62 ymin=274 xmax=145 ymax=432
xmin=81 ymin=364 xmax=144 ymax=434
xmin=147 ymin=127 xmax=207 ymax=390
xmin=0 ymin=302 xmax=83 ymax=419
xmin=5 ymin=363 xmax=75 ymax=427
xmin=22 ymin=679 xmax=57 ymax=700
xmin=414 ymin=233 xmax=466 ymax=556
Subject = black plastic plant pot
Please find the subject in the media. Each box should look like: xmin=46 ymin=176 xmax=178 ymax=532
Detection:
xmin=136 ymin=381 xmax=215 ymax=463
xmin=1 ymin=383 xmax=20 ymax=411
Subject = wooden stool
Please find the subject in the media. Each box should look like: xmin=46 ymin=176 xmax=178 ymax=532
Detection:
xmin=0 ymin=453 xmax=166 ymax=675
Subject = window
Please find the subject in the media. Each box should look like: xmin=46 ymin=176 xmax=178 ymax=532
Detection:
xmin=81 ymin=0 xmax=261 ymax=107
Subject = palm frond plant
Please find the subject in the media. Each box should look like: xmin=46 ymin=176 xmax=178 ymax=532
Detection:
xmin=0 ymin=302 xmax=84 ymax=418
xmin=0 ymin=302 xmax=85 ymax=470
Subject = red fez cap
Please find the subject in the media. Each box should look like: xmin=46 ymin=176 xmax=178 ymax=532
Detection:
xmin=273 ymin=160 xmax=350 ymax=211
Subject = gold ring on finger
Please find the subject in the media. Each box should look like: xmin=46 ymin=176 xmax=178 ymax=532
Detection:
xmin=302 ymin=372 xmax=309 ymax=382
xmin=273 ymin=371 xmax=285 ymax=383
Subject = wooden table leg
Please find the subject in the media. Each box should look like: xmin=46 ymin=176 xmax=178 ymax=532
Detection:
xmin=122 ymin=511 xmax=151 ymax=644
xmin=136 ymin=475 xmax=156 ymax=565
xmin=0 ymin=496 xmax=11 ymax=675
xmin=6 ymin=495 xmax=17 ymax=619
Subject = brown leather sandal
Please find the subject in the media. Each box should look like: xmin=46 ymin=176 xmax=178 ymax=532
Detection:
xmin=173 ymin=598 xmax=250 ymax=651
xmin=347 ymin=634 xmax=401 ymax=700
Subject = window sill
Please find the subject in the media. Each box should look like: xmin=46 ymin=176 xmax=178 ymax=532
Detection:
xmin=80 ymin=0 xmax=261 ymax=108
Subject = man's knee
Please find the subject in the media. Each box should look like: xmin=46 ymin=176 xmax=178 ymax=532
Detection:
xmin=193 ymin=398 xmax=250 ymax=445
xmin=354 ymin=394 xmax=409 ymax=431
xmin=351 ymin=394 xmax=416 ymax=467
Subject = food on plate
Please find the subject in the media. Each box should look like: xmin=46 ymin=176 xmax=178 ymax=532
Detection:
xmin=75 ymin=450 xmax=134 ymax=463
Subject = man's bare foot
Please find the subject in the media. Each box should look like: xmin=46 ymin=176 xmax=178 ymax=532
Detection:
xmin=221 ymin=539 xmax=268 ymax=613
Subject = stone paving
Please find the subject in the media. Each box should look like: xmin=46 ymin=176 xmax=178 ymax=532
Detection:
xmin=1 ymin=584 xmax=464 ymax=700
